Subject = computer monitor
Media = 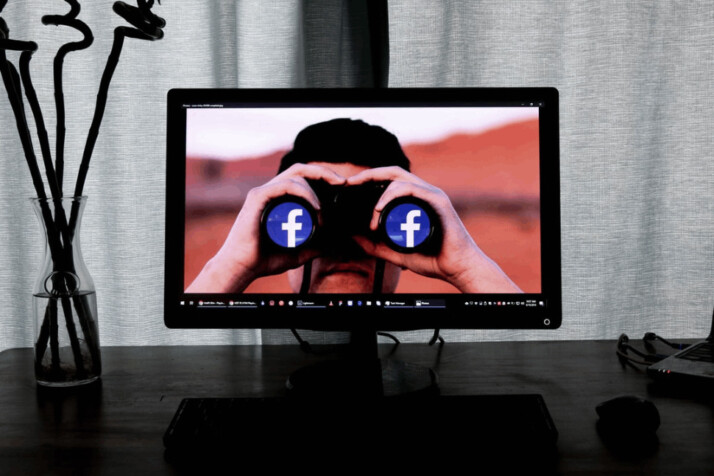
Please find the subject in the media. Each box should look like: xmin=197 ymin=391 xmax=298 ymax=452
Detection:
xmin=164 ymin=88 xmax=561 ymax=396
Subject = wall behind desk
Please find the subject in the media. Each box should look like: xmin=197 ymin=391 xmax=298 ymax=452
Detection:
xmin=0 ymin=1 xmax=712 ymax=349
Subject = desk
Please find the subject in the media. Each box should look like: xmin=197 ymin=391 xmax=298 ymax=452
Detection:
xmin=0 ymin=341 xmax=712 ymax=474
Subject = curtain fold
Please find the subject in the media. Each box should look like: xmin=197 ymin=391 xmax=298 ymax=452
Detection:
xmin=235 ymin=0 xmax=387 ymax=88
xmin=0 ymin=1 xmax=712 ymax=351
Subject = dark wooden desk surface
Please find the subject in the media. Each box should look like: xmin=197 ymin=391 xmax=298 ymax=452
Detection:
xmin=0 ymin=341 xmax=712 ymax=474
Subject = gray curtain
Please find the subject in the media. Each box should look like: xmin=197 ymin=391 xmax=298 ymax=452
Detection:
xmin=1 ymin=1 xmax=712 ymax=351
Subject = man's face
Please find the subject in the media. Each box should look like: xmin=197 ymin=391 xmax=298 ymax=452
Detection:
xmin=287 ymin=162 xmax=401 ymax=293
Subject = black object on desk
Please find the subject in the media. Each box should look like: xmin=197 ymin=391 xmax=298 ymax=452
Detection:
xmin=595 ymin=395 xmax=661 ymax=456
xmin=648 ymin=306 xmax=714 ymax=382
xmin=596 ymin=395 xmax=660 ymax=435
xmin=163 ymin=394 xmax=558 ymax=461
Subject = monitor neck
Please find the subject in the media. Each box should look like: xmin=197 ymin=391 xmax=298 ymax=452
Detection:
xmin=345 ymin=328 xmax=383 ymax=397
xmin=286 ymin=328 xmax=438 ymax=399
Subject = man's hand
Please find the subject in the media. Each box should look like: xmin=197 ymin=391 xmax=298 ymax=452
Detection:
xmin=347 ymin=166 xmax=522 ymax=293
xmin=186 ymin=164 xmax=346 ymax=293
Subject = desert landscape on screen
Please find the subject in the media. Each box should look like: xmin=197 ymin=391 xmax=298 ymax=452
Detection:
xmin=184 ymin=118 xmax=541 ymax=293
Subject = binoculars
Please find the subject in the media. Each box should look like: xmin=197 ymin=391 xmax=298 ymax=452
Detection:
xmin=260 ymin=181 xmax=440 ymax=255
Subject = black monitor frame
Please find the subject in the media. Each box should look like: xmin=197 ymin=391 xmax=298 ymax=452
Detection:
xmin=164 ymin=88 xmax=561 ymax=332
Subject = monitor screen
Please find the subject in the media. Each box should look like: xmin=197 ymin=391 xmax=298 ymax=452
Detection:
xmin=165 ymin=88 xmax=561 ymax=331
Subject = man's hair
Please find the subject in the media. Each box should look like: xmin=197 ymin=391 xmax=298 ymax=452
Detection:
xmin=278 ymin=118 xmax=411 ymax=173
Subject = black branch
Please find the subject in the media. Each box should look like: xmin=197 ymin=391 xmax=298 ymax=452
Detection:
xmin=73 ymin=0 xmax=165 ymax=202
xmin=42 ymin=0 xmax=94 ymax=193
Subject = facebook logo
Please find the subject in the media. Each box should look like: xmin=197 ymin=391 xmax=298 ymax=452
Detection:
xmin=265 ymin=201 xmax=314 ymax=248
xmin=383 ymin=203 xmax=431 ymax=250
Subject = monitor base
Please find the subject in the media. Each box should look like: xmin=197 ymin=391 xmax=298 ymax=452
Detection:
xmin=164 ymin=394 xmax=558 ymax=467
xmin=286 ymin=358 xmax=439 ymax=398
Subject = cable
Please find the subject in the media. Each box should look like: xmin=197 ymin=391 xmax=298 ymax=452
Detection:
xmin=377 ymin=332 xmax=400 ymax=346
xmin=616 ymin=334 xmax=668 ymax=367
xmin=373 ymin=259 xmax=385 ymax=294
xmin=428 ymin=329 xmax=444 ymax=346
xmin=290 ymin=328 xmax=313 ymax=354
xmin=642 ymin=332 xmax=690 ymax=351
xmin=299 ymin=260 xmax=312 ymax=294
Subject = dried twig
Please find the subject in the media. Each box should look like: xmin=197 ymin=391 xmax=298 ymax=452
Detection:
xmin=73 ymin=0 xmax=164 ymax=199
xmin=20 ymin=51 xmax=60 ymax=199
xmin=42 ymin=0 xmax=94 ymax=193
xmin=0 ymin=19 xmax=46 ymax=200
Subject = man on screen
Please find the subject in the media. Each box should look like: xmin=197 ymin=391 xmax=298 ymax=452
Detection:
xmin=186 ymin=119 xmax=521 ymax=294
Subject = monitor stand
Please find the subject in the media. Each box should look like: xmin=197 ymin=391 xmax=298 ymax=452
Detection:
xmin=285 ymin=328 xmax=439 ymax=398
xmin=164 ymin=335 xmax=557 ymax=464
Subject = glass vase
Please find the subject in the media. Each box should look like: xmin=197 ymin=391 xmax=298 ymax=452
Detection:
xmin=31 ymin=196 xmax=101 ymax=387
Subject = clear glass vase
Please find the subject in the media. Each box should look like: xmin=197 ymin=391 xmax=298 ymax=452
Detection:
xmin=31 ymin=196 xmax=101 ymax=387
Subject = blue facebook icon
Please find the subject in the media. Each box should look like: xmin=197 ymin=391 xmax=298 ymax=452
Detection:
xmin=265 ymin=201 xmax=314 ymax=248
xmin=383 ymin=202 xmax=431 ymax=250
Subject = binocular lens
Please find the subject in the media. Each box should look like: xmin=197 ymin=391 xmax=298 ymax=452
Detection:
xmin=380 ymin=199 xmax=436 ymax=253
xmin=263 ymin=199 xmax=315 ymax=249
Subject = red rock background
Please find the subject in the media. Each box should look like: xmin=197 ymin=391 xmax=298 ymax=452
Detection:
xmin=184 ymin=119 xmax=541 ymax=293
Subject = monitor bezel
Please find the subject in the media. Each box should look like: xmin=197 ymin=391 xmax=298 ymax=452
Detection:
xmin=165 ymin=88 xmax=561 ymax=331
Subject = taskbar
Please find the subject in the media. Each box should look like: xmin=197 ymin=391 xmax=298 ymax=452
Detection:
xmin=177 ymin=297 xmax=548 ymax=310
